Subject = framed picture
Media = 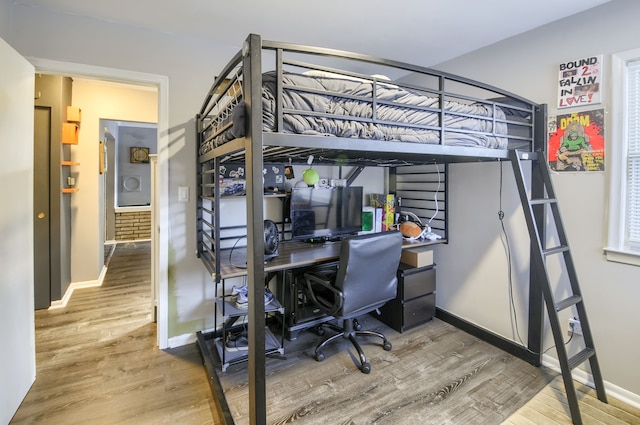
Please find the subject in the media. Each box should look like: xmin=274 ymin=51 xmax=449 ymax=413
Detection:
xmin=130 ymin=147 xmax=150 ymax=164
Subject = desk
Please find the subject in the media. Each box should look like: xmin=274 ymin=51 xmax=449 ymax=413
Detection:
xmin=218 ymin=240 xmax=342 ymax=279
xmin=216 ymin=238 xmax=442 ymax=340
xmin=216 ymin=238 xmax=442 ymax=279
xmin=198 ymin=237 xmax=443 ymax=370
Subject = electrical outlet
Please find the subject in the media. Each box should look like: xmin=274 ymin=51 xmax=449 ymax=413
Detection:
xmin=568 ymin=318 xmax=582 ymax=336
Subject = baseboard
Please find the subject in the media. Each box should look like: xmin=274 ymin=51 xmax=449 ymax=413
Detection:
xmin=542 ymin=354 xmax=640 ymax=409
xmin=435 ymin=307 xmax=540 ymax=366
xmin=168 ymin=332 xmax=198 ymax=348
xmin=116 ymin=238 xmax=151 ymax=244
xmin=48 ymin=265 xmax=106 ymax=310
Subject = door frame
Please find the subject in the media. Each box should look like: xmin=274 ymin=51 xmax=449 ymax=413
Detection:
xmin=29 ymin=57 xmax=170 ymax=348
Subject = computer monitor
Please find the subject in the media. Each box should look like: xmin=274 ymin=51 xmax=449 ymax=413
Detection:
xmin=290 ymin=186 xmax=363 ymax=241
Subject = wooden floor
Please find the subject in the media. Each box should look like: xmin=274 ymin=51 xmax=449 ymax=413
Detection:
xmin=10 ymin=241 xmax=221 ymax=425
xmin=214 ymin=316 xmax=557 ymax=425
xmin=214 ymin=317 xmax=640 ymax=425
xmin=10 ymin=240 xmax=640 ymax=424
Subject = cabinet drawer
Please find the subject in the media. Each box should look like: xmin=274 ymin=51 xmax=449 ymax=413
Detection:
xmin=402 ymin=267 xmax=436 ymax=300
xmin=403 ymin=293 xmax=435 ymax=329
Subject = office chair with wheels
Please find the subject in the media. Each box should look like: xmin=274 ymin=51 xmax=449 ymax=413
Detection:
xmin=303 ymin=231 xmax=403 ymax=373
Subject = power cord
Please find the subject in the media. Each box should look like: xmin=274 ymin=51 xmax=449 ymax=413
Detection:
xmin=229 ymin=235 xmax=248 ymax=269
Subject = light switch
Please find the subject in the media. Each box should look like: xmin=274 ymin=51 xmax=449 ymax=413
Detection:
xmin=178 ymin=186 xmax=189 ymax=202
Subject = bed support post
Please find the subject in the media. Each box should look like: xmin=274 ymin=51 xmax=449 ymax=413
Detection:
xmin=244 ymin=33 xmax=268 ymax=425
xmin=526 ymin=103 xmax=548 ymax=365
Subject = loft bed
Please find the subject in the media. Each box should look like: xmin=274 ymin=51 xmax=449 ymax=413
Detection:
xmin=195 ymin=34 xmax=547 ymax=424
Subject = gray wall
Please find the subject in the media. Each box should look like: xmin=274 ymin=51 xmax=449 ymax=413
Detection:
xmin=0 ymin=1 xmax=10 ymax=42
xmin=434 ymin=0 xmax=640 ymax=400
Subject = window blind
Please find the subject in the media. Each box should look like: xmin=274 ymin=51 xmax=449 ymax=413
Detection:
xmin=627 ymin=60 xmax=640 ymax=247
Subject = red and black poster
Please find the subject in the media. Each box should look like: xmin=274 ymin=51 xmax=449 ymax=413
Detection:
xmin=548 ymin=109 xmax=605 ymax=172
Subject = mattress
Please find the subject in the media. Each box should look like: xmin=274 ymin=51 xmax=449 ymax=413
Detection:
xmin=199 ymin=71 xmax=509 ymax=156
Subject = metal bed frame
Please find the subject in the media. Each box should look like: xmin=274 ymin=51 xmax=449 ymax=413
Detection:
xmin=195 ymin=34 xmax=548 ymax=425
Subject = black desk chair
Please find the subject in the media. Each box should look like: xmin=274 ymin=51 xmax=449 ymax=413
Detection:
xmin=303 ymin=231 xmax=403 ymax=373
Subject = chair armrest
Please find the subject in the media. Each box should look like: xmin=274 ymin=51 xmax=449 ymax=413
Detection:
xmin=304 ymin=271 xmax=344 ymax=317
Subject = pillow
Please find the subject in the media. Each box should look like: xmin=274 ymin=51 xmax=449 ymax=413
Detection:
xmin=302 ymin=70 xmax=398 ymax=88
xmin=303 ymin=70 xmax=367 ymax=82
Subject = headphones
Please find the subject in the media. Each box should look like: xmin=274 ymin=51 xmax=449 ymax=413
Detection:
xmin=398 ymin=212 xmax=431 ymax=241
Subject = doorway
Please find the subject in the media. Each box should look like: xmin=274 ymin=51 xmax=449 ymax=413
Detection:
xmin=31 ymin=58 xmax=169 ymax=349
xmin=102 ymin=120 xmax=158 ymax=243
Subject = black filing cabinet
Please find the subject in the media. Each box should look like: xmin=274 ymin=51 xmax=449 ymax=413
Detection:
xmin=377 ymin=263 xmax=436 ymax=332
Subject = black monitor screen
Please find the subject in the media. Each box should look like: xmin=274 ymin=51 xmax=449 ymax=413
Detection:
xmin=290 ymin=186 xmax=363 ymax=240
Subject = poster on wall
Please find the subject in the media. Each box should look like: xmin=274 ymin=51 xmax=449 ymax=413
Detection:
xmin=557 ymin=55 xmax=602 ymax=109
xmin=548 ymin=109 xmax=605 ymax=172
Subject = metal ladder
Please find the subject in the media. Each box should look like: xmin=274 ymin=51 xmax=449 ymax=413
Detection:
xmin=510 ymin=150 xmax=607 ymax=425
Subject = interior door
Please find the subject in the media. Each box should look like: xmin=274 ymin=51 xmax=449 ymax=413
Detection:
xmin=33 ymin=106 xmax=52 ymax=309
xmin=0 ymin=37 xmax=36 ymax=424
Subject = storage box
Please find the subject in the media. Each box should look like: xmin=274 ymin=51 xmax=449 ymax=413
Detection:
xmin=400 ymin=246 xmax=434 ymax=268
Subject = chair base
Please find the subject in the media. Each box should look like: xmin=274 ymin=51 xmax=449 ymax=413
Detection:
xmin=313 ymin=318 xmax=392 ymax=374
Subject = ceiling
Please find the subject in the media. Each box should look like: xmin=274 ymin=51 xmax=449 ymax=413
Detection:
xmin=13 ymin=0 xmax=611 ymax=66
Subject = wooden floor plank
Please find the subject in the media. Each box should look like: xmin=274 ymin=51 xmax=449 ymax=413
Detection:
xmin=504 ymin=376 xmax=640 ymax=425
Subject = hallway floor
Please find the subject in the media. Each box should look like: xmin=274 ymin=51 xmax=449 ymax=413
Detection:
xmin=10 ymin=241 xmax=220 ymax=424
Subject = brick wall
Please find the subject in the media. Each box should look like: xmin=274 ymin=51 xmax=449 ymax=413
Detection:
xmin=115 ymin=211 xmax=151 ymax=241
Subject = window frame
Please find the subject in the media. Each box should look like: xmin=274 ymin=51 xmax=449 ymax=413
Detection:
xmin=605 ymin=48 xmax=640 ymax=266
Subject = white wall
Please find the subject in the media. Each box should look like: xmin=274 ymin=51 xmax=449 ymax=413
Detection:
xmin=71 ymin=80 xmax=157 ymax=282
xmin=0 ymin=37 xmax=35 ymax=424
xmin=434 ymin=0 xmax=640 ymax=401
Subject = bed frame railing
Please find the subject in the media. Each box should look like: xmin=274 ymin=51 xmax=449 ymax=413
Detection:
xmin=198 ymin=35 xmax=543 ymax=162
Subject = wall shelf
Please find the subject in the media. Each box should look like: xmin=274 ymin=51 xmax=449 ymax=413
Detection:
xmin=61 ymin=122 xmax=79 ymax=144
xmin=61 ymin=106 xmax=80 ymax=189
xmin=66 ymin=106 xmax=82 ymax=123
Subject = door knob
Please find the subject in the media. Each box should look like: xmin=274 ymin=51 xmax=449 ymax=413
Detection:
xmin=37 ymin=212 xmax=45 ymax=219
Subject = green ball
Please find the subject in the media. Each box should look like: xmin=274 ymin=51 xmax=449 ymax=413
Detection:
xmin=302 ymin=168 xmax=319 ymax=185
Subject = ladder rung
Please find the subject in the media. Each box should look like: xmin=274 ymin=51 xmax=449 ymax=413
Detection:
xmin=555 ymin=295 xmax=582 ymax=311
xmin=543 ymin=245 xmax=569 ymax=256
xmin=530 ymin=197 xmax=557 ymax=205
xmin=568 ymin=348 xmax=595 ymax=370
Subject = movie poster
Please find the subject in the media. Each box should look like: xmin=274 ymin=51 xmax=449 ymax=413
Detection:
xmin=548 ymin=109 xmax=605 ymax=172
xmin=557 ymin=55 xmax=602 ymax=109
